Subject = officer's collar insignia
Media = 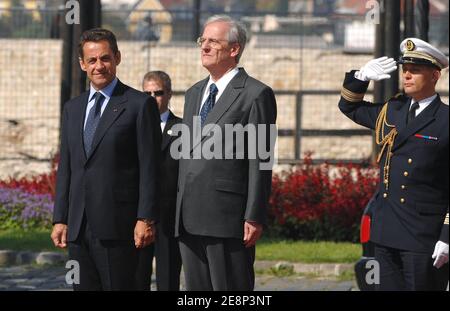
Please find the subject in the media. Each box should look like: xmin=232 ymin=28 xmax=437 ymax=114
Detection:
xmin=406 ymin=40 xmax=415 ymax=51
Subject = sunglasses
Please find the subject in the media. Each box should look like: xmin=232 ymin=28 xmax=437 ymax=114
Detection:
xmin=145 ymin=90 xmax=165 ymax=97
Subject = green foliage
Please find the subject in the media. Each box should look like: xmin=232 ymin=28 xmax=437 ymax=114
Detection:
xmin=256 ymin=239 xmax=360 ymax=263
xmin=0 ymin=228 xmax=62 ymax=252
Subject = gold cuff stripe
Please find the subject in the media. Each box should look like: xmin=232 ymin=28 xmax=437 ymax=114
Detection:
xmin=444 ymin=213 xmax=449 ymax=225
xmin=341 ymin=87 xmax=365 ymax=103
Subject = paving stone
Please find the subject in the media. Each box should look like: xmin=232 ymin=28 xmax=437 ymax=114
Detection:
xmin=36 ymin=252 xmax=67 ymax=265
xmin=16 ymin=252 xmax=38 ymax=265
xmin=0 ymin=263 xmax=359 ymax=291
xmin=0 ymin=250 xmax=17 ymax=266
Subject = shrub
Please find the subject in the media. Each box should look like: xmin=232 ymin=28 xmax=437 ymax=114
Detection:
xmin=0 ymin=187 xmax=54 ymax=230
xmin=268 ymin=154 xmax=379 ymax=242
xmin=0 ymin=154 xmax=58 ymax=198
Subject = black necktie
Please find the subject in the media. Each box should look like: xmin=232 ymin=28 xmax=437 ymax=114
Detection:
xmin=200 ymin=83 xmax=218 ymax=126
xmin=83 ymin=92 xmax=105 ymax=155
xmin=407 ymin=102 xmax=420 ymax=124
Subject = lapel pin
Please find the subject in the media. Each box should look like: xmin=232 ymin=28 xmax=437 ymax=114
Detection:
xmin=167 ymin=129 xmax=173 ymax=135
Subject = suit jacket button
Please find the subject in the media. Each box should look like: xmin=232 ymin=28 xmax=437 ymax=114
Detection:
xmin=408 ymin=158 xmax=413 ymax=164
xmin=400 ymin=198 xmax=405 ymax=203
xmin=401 ymin=185 xmax=406 ymax=190
xmin=383 ymin=193 xmax=388 ymax=198
xmin=404 ymin=171 xmax=409 ymax=177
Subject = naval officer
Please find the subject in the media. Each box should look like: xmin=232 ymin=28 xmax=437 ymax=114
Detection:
xmin=339 ymin=38 xmax=449 ymax=290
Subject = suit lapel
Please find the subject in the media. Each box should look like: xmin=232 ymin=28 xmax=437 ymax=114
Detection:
xmin=203 ymin=78 xmax=243 ymax=127
xmin=185 ymin=78 xmax=208 ymax=132
xmin=185 ymin=78 xmax=208 ymax=153
xmin=393 ymin=95 xmax=441 ymax=151
xmin=161 ymin=111 xmax=177 ymax=151
xmin=393 ymin=97 xmax=410 ymax=134
xmin=85 ymin=81 xmax=127 ymax=163
xmin=78 ymin=91 xmax=90 ymax=161
xmin=190 ymin=68 xmax=247 ymax=151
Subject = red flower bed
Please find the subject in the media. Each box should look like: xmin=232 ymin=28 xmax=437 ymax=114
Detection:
xmin=0 ymin=154 xmax=59 ymax=199
xmin=1 ymin=153 xmax=378 ymax=241
xmin=269 ymin=154 xmax=379 ymax=242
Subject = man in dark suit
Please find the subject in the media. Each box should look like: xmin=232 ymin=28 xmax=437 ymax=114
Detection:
xmin=135 ymin=71 xmax=182 ymax=291
xmin=175 ymin=15 xmax=277 ymax=291
xmin=339 ymin=38 xmax=448 ymax=290
xmin=51 ymin=28 xmax=161 ymax=291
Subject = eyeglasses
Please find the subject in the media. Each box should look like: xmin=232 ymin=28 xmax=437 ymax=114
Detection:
xmin=145 ymin=90 xmax=165 ymax=97
xmin=196 ymin=37 xmax=230 ymax=49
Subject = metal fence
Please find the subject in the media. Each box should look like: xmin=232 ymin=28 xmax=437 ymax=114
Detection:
xmin=0 ymin=5 xmax=449 ymax=177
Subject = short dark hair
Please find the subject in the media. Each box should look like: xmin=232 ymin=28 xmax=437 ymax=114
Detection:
xmin=78 ymin=28 xmax=119 ymax=59
xmin=142 ymin=71 xmax=172 ymax=92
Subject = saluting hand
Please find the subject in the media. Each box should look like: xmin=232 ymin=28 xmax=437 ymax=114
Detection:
xmin=355 ymin=56 xmax=398 ymax=81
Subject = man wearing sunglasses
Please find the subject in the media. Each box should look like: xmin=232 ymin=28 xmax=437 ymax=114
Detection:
xmin=135 ymin=71 xmax=182 ymax=290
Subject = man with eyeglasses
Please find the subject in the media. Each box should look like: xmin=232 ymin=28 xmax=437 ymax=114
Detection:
xmin=175 ymin=15 xmax=277 ymax=290
xmin=135 ymin=71 xmax=182 ymax=290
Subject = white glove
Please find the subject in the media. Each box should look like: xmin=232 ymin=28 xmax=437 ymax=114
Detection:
xmin=354 ymin=56 xmax=397 ymax=81
xmin=432 ymin=241 xmax=449 ymax=269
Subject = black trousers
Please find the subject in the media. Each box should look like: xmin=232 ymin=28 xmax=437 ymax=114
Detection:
xmin=374 ymin=243 xmax=449 ymax=291
xmin=135 ymin=244 xmax=154 ymax=290
xmin=68 ymin=215 xmax=138 ymax=291
xmin=179 ymin=231 xmax=255 ymax=291
xmin=155 ymin=224 xmax=182 ymax=291
xmin=135 ymin=223 xmax=182 ymax=291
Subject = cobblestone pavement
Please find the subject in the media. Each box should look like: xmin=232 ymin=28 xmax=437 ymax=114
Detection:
xmin=0 ymin=264 xmax=357 ymax=291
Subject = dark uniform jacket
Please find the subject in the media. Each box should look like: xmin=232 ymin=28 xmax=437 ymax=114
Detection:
xmin=339 ymin=71 xmax=449 ymax=253
xmin=159 ymin=111 xmax=182 ymax=236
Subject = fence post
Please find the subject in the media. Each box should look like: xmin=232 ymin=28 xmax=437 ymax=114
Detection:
xmin=60 ymin=7 xmax=73 ymax=128
xmin=295 ymin=92 xmax=303 ymax=161
xmin=372 ymin=0 xmax=386 ymax=163
xmin=384 ymin=0 xmax=400 ymax=99
xmin=404 ymin=0 xmax=415 ymax=38
xmin=193 ymin=0 xmax=201 ymax=41
xmin=415 ymin=0 xmax=429 ymax=41
xmin=70 ymin=0 xmax=102 ymax=97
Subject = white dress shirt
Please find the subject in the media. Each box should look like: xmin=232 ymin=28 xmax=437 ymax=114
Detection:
xmin=160 ymin=110 xmax=170 ymax=132
xmin=84 ymin=78 xmax=118 ymax=129
xmin=199 ymin=67 xmax=240 ymax=113
xmin=410 ymin=94 xmax=437 ymax=117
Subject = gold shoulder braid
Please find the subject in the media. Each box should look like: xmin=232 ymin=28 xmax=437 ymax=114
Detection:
xmin=375 ymin=103 xmax=397 ymax=191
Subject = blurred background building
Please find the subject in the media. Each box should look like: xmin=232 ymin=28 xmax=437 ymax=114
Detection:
xmin=0 ymin=0 xmax=448 ymax=178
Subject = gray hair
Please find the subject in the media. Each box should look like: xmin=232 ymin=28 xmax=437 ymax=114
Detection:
xmin=204 ymin=15 xmax=247 ymax=63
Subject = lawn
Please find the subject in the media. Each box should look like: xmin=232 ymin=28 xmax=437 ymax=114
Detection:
xmin=0 ymin=229 xmax=362 ymax=263
xmin=256 ymin=238 xmax=361 ymax=263
xmin=0 ymin=228 xmax=63 ymax=252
